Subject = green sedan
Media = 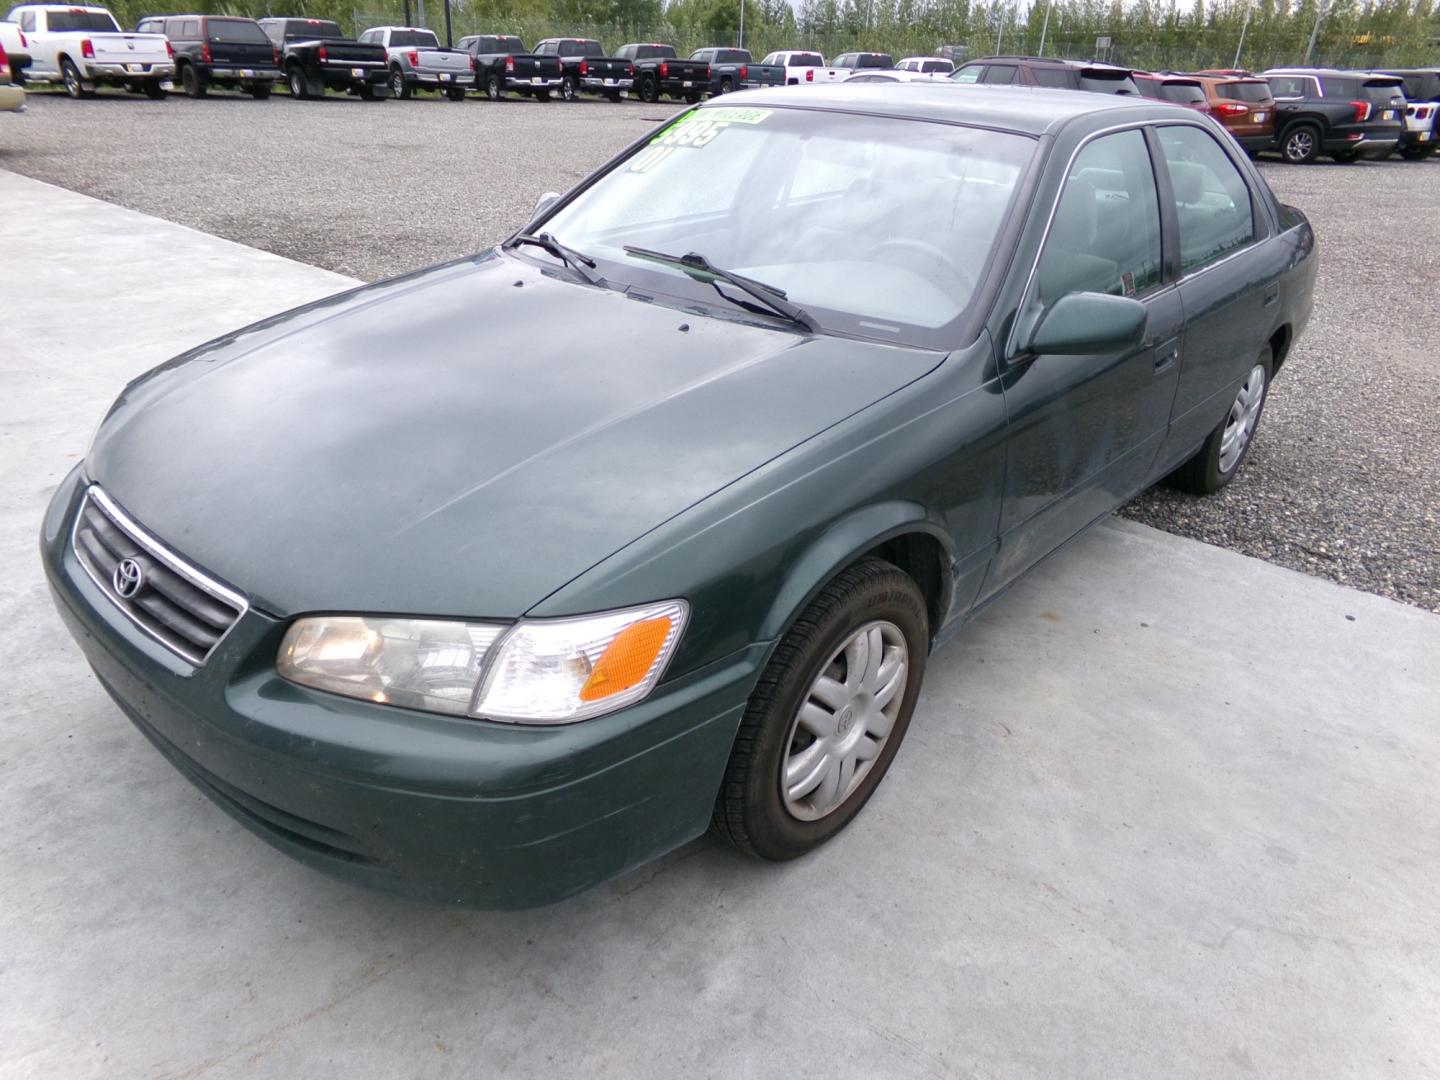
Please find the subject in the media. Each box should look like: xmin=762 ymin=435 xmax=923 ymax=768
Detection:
xmin=42 ymin=85 xmax=1316 ymax=907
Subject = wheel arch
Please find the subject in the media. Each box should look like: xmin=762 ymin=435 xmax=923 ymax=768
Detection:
xmin=758 ymin=502 xmax=955 ymax=650
xmin=1268 ymin=324 xmax=1292 ymax=372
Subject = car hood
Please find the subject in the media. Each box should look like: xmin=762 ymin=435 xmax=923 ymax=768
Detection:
xmin=88 ymin=254 xmax=943 ymax=618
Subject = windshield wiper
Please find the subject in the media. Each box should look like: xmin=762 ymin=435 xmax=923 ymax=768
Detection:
xmin=623 ymin=246 xmax=819 ymax=334
xmin=506 ymin=232 xmax=605 ymax=286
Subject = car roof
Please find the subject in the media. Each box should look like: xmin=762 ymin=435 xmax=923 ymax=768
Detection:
xmin=963 ymin=55 xmax=1132 ymax=72
xmin=714 ymin=83 xmax=1161 ymax=136
xmin=1264 ymin=67 xmax=1402 ymax=79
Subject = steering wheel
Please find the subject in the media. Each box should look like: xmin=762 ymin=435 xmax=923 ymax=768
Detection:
xmin=867 ymin=238 xmax=975 ymax=293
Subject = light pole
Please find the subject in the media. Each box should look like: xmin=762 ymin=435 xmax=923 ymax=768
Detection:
xmin=1304 ymin=0 xmax=1328 ymax=65
xmin=995 ymin=4 xmax=1007 ymax=54
xmin=1038 ymin=0 xmax=1053 ymax=56
xmin=1233 ymin=0 xmax=1251 ymax=69
xmin=738 ymin=0 xmax=744 ymax=48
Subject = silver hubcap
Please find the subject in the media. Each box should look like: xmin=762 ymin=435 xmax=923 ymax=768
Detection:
xmin=64 ymin=67 xmax=79 ymax=94
xmin=1287 ymin=132 xmax=1312 ymax=159
xmin=1219 ymin=363 xmax=1266 ymax=474
xmin=780 ymin=620 xmax=909 ymax=822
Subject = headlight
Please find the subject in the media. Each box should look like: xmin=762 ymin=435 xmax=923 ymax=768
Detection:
xmin=277 ymin=599 xmax=688 ymax=725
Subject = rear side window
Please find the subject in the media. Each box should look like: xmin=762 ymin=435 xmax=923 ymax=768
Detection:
xmin=178 ymin=18 xmax=199 ymax=38
xmin=1216 ymin=80 xmax=1273 ymax=103
xmin=1036 ymin=129 xmax=1162 ymax=303
xmin=1321 ymin=77 xmax=1357 ymax=99
xmin=209 ymin=19 xmax=269 ymax=43
xmin=922 ymin=60 xmax=950 ymax=73
xmin=1158 ymin=126 xmax=1256 ymax=273
xmin=1265 ymin=76 xmax=1311 ymax=98
xmin=1032 ymin=67 xmax=1073 ymax=88
xmin=982 ymin=64 xmax=1017 ymax=84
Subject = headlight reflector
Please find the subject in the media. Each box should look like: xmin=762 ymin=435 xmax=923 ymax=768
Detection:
xmin=278 ymin=616 xmax=503 ymax=716
xmin=277 ymin=600 xmax=688 ymax=724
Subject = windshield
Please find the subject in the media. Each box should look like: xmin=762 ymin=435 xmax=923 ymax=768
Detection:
xmin=388 ymin=30 xmax=439 ymax=47
xmin=1216 ymin=80 xmax=1272 ymax=103
xmin=45 ymin=10 xmax=120 ymax=31
xmin=538 ymin=107 xmax=1033 ymax=346
xmin=209 ymin=18 xmax=269 ymax=44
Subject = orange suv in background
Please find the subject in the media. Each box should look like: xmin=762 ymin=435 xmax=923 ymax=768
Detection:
xmin=1189 ymin=73 xmax=1277 ymax=154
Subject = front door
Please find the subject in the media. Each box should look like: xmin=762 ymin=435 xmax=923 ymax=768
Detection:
xmin=983 ymin=127 xmax=1183 ymax=598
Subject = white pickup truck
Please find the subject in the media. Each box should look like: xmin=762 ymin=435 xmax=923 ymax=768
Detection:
xmin=358 ymin=25 xmax=473 ymax=100
xmin=760 ymin=50 xmax=843 ymax=86
xmin=5 ymin=4 xmax=172 ymax=97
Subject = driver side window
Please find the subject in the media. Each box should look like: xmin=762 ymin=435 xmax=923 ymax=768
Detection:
xmin=1035 ymin=130 xmax=1162 ymax=305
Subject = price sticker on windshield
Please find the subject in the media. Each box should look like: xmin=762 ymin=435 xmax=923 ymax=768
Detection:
xmin=630 ymin=107 xmax=773 ymax=173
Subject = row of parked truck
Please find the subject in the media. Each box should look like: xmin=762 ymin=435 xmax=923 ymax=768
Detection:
xmin=2 ymin=3 xmax=1437 ymax=166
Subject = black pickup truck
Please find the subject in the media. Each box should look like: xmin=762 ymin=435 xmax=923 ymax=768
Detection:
xmin=616 ymin=42 xmax=709 ymax=103
xmin=258 ymin=17 xmax=388 ymax=100
xmin=457 ymin=34 xmax=562 ymax=100
xmin=688 ymin=47 xmax=784 ymax=95
xmin=136 ymin=14 xmax=281 ymax=98
xmin=533 ymin=37 xmax=632 ymax=101
xmin=1262 ymin=67 xmax=1405 ymax=163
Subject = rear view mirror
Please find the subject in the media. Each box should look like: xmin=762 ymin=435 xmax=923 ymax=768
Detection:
xmin=530 ymin=191 xmax=561 ymax=224
xmin=1020 ymin=292 xmax=1148 ymax=356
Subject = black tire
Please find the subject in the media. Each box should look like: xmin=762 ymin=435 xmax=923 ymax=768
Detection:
xmin=711 ymin=558 xmax=929 ymax=861
xmin=287 ymin=63 xmax=311 ymax=99
xmin=1330 ymin=149 xmax=1358 ymax=163
xmin=717 ymin=76 xmax=733 ymax=95
xmin=1168 ymin=347 xmax=1274 ymax=495
xmin=1280 ymin=123 xmax=1321 ymax=164
xmin=605 ymin=89 xmax=622 ymax=103
xmin=446 ymin=85 xmax=465 ymax=101
xmin=248 ymin=83 xmax=272 ymax=99
xmin=685 ymin=91 xmax=702 ymax=103
xmin=389 ymin=67 xmax=411 ymax=100
xmin=142 ymin=79 xmax=166 ymax=99
xmin=1398 ymin=145 xmax=1429 ymax=161
xmin=535 ymin=88 xmax=551 ymax=101
xmin=638 ymin=73 xmax=659 ymax=103
xmin=180 ymin=63 xmax=205 ymax=98
xmin=61 ymin=58 xmax=92 ymax=99
xmin=560 ymin=74 xmax=577 ymax=101
xmin=485 ymin=72 xmax=503 ymax=100
xmin=358 ymin=81 xmax=385 ymax=100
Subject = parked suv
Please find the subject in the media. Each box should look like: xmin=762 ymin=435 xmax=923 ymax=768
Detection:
xmin=135 ymin=14 xmax=279 ymax=98
xmin=895 ymin=56 xmax=953 ymax=75
xmin=951 ymin=56 xmax=1138 ymax=95
xmin=1374 ymin=68 xmax=1440 ymax=159
xmin=1262 ymin=68 xmax=1405 ymax=163
xmin=833 ymin=51 xmax=893 ymax=70
xmin=1188 ymin=73 xmax=1276 ymax=154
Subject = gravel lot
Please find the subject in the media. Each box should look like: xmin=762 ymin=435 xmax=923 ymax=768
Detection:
xmin=3 ymin=91 xmax=1437 ymax=611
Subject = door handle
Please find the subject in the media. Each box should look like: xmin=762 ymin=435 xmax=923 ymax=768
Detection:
xmin=1153 ymin=338 xmax=1179 ymax=375
xmin=1263 ymin=282 xmax=1280 ymax=308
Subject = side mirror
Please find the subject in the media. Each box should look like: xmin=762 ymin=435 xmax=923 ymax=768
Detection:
xmin=530 ymin=191 xmax=561 ymax=224
xmin=1019 ymin=292 xmax=1148 ymax=356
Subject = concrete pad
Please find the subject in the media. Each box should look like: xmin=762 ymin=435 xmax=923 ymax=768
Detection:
xmin=2 ymin=172 xmax=1438 ymax=1080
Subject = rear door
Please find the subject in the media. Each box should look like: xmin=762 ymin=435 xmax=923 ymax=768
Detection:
xmin=1152 ymin=123 xmax=1289 ymax=474
xmin=986 ymin=126 xmax=1183 ymax=596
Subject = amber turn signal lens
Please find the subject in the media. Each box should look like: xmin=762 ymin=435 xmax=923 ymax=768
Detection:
xmin=579 ymin=616 xmax=673 ymax=702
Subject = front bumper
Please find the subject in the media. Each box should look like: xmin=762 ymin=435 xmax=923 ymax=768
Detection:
xmin=84 ymin=61 xmax=174 ymax=80
xmin=41 ymin=468 xmax=756 ymax=908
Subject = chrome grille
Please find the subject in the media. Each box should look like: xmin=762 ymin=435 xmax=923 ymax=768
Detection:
xmin=71 ymin=486 xmax=247 ymax=665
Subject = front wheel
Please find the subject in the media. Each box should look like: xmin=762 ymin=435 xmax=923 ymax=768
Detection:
xmin=711 ymin=558 xmax=929 ymax=861
xmin=1281 ymin=124 xmax=1320 ymax=164
xmin=1168 ymin=348 xmax=1273 ymax=495
xmin=61 ymin=58 xmax=93 ymax=99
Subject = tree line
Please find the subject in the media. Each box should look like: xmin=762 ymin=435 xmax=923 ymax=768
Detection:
xmin=103 ymin=0 xmax=1440 ymax=69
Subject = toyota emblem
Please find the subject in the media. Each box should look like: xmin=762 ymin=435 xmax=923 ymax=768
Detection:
xmin=113 ymin=557 xmax=145 ymax=599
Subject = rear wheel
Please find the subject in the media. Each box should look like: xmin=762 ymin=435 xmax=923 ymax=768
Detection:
xmin=605 ymin=89 xmax=622 ymax=102
xmin=637 ymin=73 xmax=659 ymax=103
xmin=1399 ymin=144 xmax=1432 ymax=161
xmin=287 ymin=63 xmax=311 ymax=99
xmin=61 ymin=58 xmax=93 ymax=99
xmin=248 ymin=83 xmax=272 ymax=99
xmin=485 ymin=72 xmax=503 ymax=100
xmin=717 ymin=76 xmax=733 ymax=94
xmin=1280 ymin=124 xmax=1320 ymax=164
xmin=446 ymin=85 xmax=465 ymax=101
xmin=685 ymin=91 xmax=702 ymax=103
xmin=1169 ymin=348 xmax=1273 ymax=495
xmin=180 ymin=63 xmax=206 ymax=97
xmin=142 ymin=79 xmax=165 ymax=99
xmin=1330 ymin=148 xmax=1358 ymax=163
xmin=712 ymin=559 xmax=928 ymax=861
xmin=560 ymin=74 xmax=577 ymax=101
xmin=535 ymin=88 xmax=551 ymax=101
xmin=389 ymin=67 xmax=410 ymax=99
xmin=357 ymin=81 xmax=385 ymax=100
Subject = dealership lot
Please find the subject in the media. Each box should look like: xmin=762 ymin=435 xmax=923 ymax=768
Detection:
xmin=3 ymin=133 xmax=1440 ymax=1078
xmin=3 ymin=92 xmax=1436 ymax=613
